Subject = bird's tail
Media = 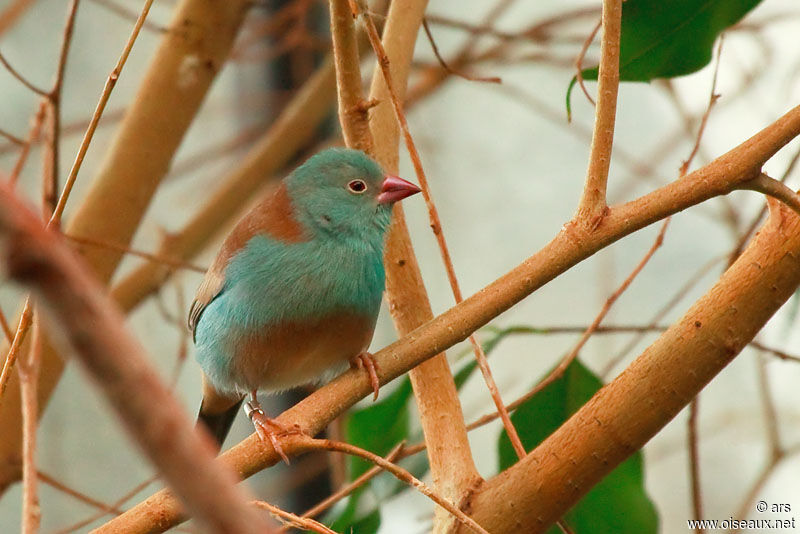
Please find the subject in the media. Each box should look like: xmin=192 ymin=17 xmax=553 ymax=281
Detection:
xmin=196 ymin=398 xmax=243 ymax=448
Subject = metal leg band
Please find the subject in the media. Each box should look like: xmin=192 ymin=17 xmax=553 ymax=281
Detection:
xmin=243 ymin=401 xmax=265 ymax=420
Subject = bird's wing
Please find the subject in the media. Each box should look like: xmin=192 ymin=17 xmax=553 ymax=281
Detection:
xmin=189 ymin=182 xmax=307 ymax=341
xmin=188 ymin=268 xmax=225 ymax=341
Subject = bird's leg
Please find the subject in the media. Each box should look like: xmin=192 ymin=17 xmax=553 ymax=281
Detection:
xmin=243 ymin=391 xmax=300 ymax=464
xmin=350 ymin=351 xmax=381 ymax=400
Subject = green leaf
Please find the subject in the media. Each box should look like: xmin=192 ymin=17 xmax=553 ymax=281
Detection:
xmin=346 ymin=378 xmax=413 ymax=479
xmin=498 ymin=359 xmax=659 ymax=534
xmin=567 ymin=0 xmax=763 ymax=112
xmin=323 ymin=379 xmax=414 ymax=531
xmin=327 ymin=323 xmax=543 ymax=532
xmin=327 ymin=499 xmax=381 ymax=534
xmin=453 ymin=360 xmax=477 ymax=390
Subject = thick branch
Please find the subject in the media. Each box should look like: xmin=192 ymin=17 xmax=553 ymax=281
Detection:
xmin=329 ymin=0 xmax=372 ymax=151
xmin=0 ymin=184 xmax=274 ymax=533
xmin=460 ymin=197 xmax=800 ymax=533
xmin=576 ymin=0 xmax=621 ymax=222
xmin=364 ymin=0 xmax=483 ymax=529
xmin=0 ymin=0 xmax=251 ymax=490
xmin=98 ymin=104 xmax=800 ymax=534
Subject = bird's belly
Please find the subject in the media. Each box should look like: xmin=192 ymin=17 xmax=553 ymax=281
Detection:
xmin=229 ymin=312 xmax=375 ymax=392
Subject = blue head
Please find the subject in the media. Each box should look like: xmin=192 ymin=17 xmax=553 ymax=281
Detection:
xmin=286 ymin=148 xmax=420 ymax=241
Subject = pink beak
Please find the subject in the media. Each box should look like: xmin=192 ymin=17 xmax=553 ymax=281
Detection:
xmin=377 ymin=175 xmax=421 ymax=204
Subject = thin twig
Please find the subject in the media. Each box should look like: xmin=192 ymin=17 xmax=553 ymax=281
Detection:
xmin=52 ymin=476 xmax=157 ymax=534
xmin=680 ymin=37 xmax=724 ymax=177
xmin=277 ymin=443 xmax=405 ymax=531
xmin=548 ymin=220 xmax=671 ymax=399
xmin=573 ymin=19 xmax=600 ymax=112
xmin=728 ymin=143 xmax=800 ymax=266
xmin=0 ymin=300 xmax=33 ymax=405
xmin=87 ymin=0 xmax=166 ymax=33
xmin=738 ymin=173 xmax=800 ymax=218
xmin=252 ymin=500 xmax=336 ymax=534
xmin=19 ymin=324 xmax=42 ymax=534
xmin=65 ymin=234 xmax=207 ymax=273
xmin=755 ymin=350 xmax=782 ymax=461
xmin=305 ymin=437 xmax=489 ymax=534
xmin=42 ymin=0 xmax=82 ymax=217
xmin=729 ymin=445 xmax=800 ymax=533
xmin=464 ymin=323 xmax=800 ymax=433
xmin=9 ymin=101 xmax=47 ymax=187
xmin=0 ymin=49 xmax=48 ymax=95
xmin=601 ymin=255 xmax=724 ymax=377
xmin=605 ymin=37 xmax=725 ymax=381
xmin=682 ymin=43 xmax=727 ymax=529
xmin=687 ymin=398 xmax=703 ymax=530
xmin=357 ymin=1 xmax=527 ymax=461
xmin=422 ymin=19 xmax=500 ymax=84
xmin=0 ymin=306 xmax=13 ymax=343
xmin=38 ymin=471 xmax=124 ymax=515
xmin=0 ymin=127 xmax=25 ymax=146
xmin=52 ymin=0 xmax=155 ymax=226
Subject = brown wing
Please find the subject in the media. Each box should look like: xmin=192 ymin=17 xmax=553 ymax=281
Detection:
xmin=188 ymin=268 xmax=225 ymax=341
xmin=188 ymin=181 xmax=307 ymax=342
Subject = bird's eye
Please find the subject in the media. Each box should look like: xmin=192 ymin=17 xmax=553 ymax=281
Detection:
xmin=347 ymin=180 xmax=367 ymax=194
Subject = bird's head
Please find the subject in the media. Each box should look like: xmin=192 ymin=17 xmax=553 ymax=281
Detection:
xmin=286 ymin=148 xmax=420 ymax=238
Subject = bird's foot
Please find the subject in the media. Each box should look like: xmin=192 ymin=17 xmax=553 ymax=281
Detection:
xmin=243 ymin=400 xmax=300 ymax=464
xmin=350 ymin=351 xmax=381 ymax=401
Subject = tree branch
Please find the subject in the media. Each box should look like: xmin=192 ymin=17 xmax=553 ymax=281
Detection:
xmin=96 ymin=103 xmax=800 ymax=534
xmin=362 ymin=1 xmax=483 ymax=530
xmin=575 ymin=0 xmax=621 ymax=223
xmin=737 ymin=172 xmax=800 ymax=217
xmin=329 ymin=0 xmax=372 ymax=151
xmin=0 ymin=183 xmax=274 ymax=533
xmin=460 ymin=195 xmax=800 ymax=532
xmin=0 ymin=0 xmax=251 ymax=490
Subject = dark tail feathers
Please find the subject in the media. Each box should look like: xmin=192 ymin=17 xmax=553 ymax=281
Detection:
xmin=197 ymin=398 xmax=243 ymax=448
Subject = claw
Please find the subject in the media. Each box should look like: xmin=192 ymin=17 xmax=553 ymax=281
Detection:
xmin=351 ymin=351 xmax=381 ymax=400
xmin=243 ymin=394 xmax=300 ymax=464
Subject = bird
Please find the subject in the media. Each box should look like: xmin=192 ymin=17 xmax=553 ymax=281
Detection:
xmin=189 ymin=147 xmax=421 ymax=460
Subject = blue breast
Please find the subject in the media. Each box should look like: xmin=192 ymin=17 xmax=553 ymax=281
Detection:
xmin=194 ymin=232 xmax=386 ymax=382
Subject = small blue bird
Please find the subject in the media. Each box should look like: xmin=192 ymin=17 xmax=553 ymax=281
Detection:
xmin=189 ymin=148 xmax=420 ymax=459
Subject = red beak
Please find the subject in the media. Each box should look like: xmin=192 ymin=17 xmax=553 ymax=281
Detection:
xmin=377 ymin=175 xmax=421 ymax=204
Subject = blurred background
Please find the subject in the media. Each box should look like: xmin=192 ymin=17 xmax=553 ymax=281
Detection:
xmin=1 ymin=0 xmax=799 ymax=532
